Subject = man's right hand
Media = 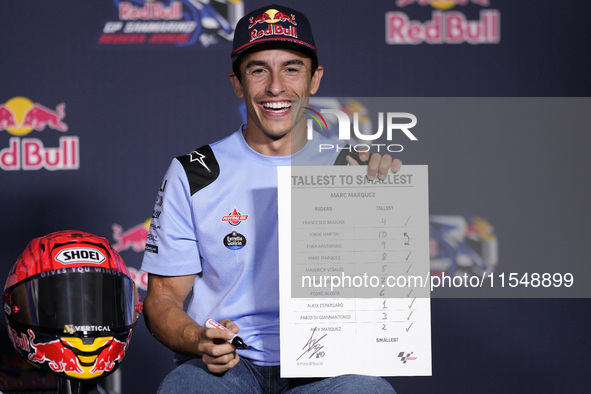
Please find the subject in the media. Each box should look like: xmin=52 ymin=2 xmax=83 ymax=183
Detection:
xmin=198 ymin=319 xmax=241 ymax=373
xmin=143 ymin=274 xmax=241 ymax=373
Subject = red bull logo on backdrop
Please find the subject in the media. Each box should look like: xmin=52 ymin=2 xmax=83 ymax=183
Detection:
xmin=387 ymin=0 xmax=500 ymax=44
xmin=396 ymin=0 xmax=489 ymax=9
xmin=112 ymin=219 xmax=150 ymax=253
xmin=112 ymin=219 xmax=151 ymax=291
xmin=0 ymin=96 xmax=79 ymax=171
xmin=99 ymin=0 xmax=244 ymax=47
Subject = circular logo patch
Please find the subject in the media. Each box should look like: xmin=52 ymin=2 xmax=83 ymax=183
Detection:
xmin=223 ymin=231 xmax=247 ymax=250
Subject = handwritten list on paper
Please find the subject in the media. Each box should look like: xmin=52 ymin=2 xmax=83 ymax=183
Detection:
xmin=278 ymin=165 xmax=432 ymax=377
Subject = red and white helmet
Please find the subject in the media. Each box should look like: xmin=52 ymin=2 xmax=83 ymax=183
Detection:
xmin=3 ymin=230 xmax=141 ymax=380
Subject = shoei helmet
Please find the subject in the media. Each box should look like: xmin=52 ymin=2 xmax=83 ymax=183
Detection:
xmin=3 ymin=231 xmax=141 ymax=380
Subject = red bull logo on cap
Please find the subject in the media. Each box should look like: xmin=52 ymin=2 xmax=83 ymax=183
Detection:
xmin=249 ymin=8 xmax=298 ymax=42
xmin=248 ymin=8 xmax=298 ymax=28
xmin=0 ymin=96 xmax=79 ymax=171
xmin=387 ymin=0 xmax=500 ymax=44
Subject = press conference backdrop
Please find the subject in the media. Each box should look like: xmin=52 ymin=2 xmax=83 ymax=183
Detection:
xmin=1 ymin=1 xmax=590 ymax=392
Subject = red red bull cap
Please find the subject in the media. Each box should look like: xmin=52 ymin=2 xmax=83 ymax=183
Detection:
xmin=231 ymin=4 xmax=317 ymax=65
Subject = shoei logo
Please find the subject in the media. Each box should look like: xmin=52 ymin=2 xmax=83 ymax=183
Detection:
xmin=55 ymin=248 xmax=107 ymax=265
xmin=305 ymin=108 xmax=418 ymax=153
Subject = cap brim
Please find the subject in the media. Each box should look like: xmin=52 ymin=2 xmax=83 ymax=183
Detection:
xmin=232 ymin=39 xmax=318 ymax=64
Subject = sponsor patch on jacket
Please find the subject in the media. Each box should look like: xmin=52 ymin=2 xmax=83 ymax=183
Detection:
xmin=223 ymin=231 xmax=247 ymax=250
xmin=221 ymin=208 xmax=248 ymax=226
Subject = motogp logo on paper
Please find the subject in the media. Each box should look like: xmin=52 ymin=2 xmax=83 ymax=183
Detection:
xmin=398 ymin=351 xmax=417 ymax=363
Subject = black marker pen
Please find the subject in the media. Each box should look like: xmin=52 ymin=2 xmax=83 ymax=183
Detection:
xmin=205 ymin=319 xmax=249 ymax=349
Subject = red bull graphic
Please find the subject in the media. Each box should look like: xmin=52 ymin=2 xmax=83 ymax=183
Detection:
xmin=22 ymin=103 xmax=68 ymax=132
xmin=112 ymin=219 xmax=150 ymax=252
xmin=0 ymin=97 xmax=67 ymax=137
xmin=248 ymin=8 xmax=298 ymax=43
xmin=128 ymin=266 xmax=148 ymax=291
xmin=25 ymin=329 xmax=130 ymax=379
xmin=119 ymin=1 xmax=182 ymax=20
xmin=27 ymin=330 xmax=84 ymax=375
xmin=89 ymin=336 xmax=128 ymax=375
xmin=249 ymin=9 xmax=297 ymax=28
xmin=248 ymin=11 xmax=272 ymax=28
xmin=387 ymin=1 xmax=500 ymax=44
xmin=0 ymin=354 xmax=58 ymax=392
xmin=112 ymin=219 xmax=151 ymax=291
xmin=0 ymin=105 xmax=17 ymax=130
xmin=8 ymin=327 xmax=30 ymax=353
xmin=99 ymin=0 xmax=244 ymax=47
xmin=396 ymin=0 xmax=489 ymax=9
xmin=0 ymin=97 xmax=79 ymax=171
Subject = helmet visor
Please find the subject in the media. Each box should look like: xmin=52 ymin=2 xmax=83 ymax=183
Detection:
xmin=6 ymin=269 xmax=136 ymax=333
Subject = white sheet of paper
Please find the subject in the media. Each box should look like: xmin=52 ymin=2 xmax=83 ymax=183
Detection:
xmin=278 ymin=165 xmax=432 ymax=377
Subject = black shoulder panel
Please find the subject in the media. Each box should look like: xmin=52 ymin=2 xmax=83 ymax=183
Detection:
xmin=176 ymin=145 xmax=220 ymax=195
xmin=333 ymin=145 xmax=368 ymax=165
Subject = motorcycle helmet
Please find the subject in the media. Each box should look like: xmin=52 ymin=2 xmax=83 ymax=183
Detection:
xmin=3 ymin=230 xmax=141 ymax=380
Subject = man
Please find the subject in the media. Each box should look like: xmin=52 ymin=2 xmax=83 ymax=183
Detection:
xmin=141 ymin=4 xmax=400 ymax=392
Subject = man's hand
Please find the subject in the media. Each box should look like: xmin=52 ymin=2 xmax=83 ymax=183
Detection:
xmin=198 ymin=319 xmax=241 ymax=373
xmin=346 ymin=152 xmax=402 ymax=180
xmin=144 ymin=275 xmax=241 ymax=374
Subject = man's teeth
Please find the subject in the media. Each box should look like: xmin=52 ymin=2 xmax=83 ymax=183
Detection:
xmin=263 ymin=102 xmax=291 ymax=110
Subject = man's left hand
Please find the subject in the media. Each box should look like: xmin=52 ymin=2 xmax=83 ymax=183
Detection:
xmin=346 ymin=152 xmax=402 ymax=180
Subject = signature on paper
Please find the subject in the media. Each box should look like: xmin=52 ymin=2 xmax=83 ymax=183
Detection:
xmin=296 ymin=327 xmax=327 ymax=361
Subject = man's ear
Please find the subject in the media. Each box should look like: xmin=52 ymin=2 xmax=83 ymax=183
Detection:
xmin=229 ymin=72 xmax=244 ymax=99
xmin=310 ymin=65 xmax=324 ymax=96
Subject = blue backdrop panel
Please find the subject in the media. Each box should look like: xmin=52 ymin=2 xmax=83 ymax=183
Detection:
xmin=1 ymin=1 xmax=590 ymax=392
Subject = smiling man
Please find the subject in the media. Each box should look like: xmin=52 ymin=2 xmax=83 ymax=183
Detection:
xmin=141 ymin=4 xmax=398 ymax=393
xmin=229 ymin=44 xmax=323 ymax=155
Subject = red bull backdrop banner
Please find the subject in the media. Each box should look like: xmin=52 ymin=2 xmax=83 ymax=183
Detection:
xmin=98 ymin=0 xmax=245 ymax=47
xmin=386 ymin=0 xmax=500 ymax=44
xmin=0 ymin=97 xmax=79 ymax=171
